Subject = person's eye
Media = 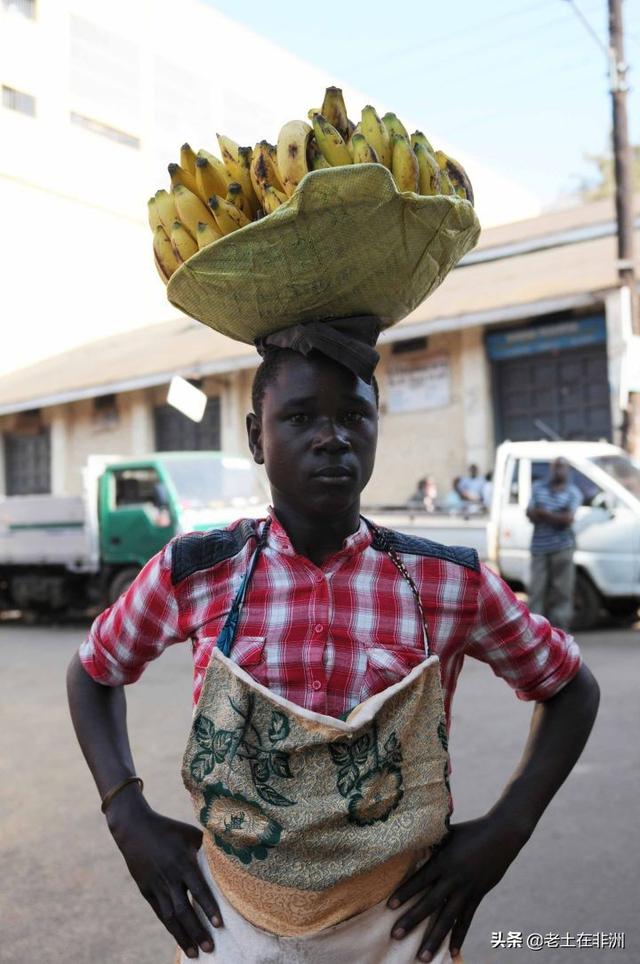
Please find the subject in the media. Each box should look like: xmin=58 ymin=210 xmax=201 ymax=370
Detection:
xmin=288 ymin=413 xmax=309 ymax=424
xmin=344 ymin=410 xmax=365 ymax=423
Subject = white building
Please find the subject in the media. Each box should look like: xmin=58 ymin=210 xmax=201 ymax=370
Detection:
xmin=6 ymin=0 xmax=636 ymax=506
xmin=0 ymin=0 xmax=539 ymax=375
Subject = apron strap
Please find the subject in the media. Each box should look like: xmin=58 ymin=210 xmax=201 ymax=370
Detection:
xmin=216 ymin=518 xmax=271 ymax=657
xmin=363 ymin=519 xmax=430 ymax=656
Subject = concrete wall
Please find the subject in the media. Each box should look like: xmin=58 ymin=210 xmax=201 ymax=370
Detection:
xmin=363 ymin=330 xmax=493 ymax=505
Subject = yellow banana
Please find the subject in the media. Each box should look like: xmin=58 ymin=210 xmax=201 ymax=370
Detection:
xmin=196 ymin=149 xmax=234 ymax=194
xmin=173 ymin=183 xmax=217 ymax=236
xmin=434 ymin=151 xmax=474 ymax=204
xmin=195 ymin=155 xmax=228 ymax=205
xmin=168 ymin=162 xmax=199 ymax=197
xmin=217 ymin=133 xmax=241 ymax=167
xmin=351 ymin=132 xmax=379 ymax=165
xmin=307 ymin=138 xmax=330 ymax=170
xmin=411 ymin=131 xmax=435 ymax=155
xmin=320 ymin=86 xmax=349 ymax=140
xmin=391 ymin=134 xmax=419 ymax=192
xmin=250 ymin=141 xmax=286 ymax=204
xmin=154 ymin=189 xmax=178 ymax=234
xmin=153 ymin=225 xmax=180 ymax=282
xmin=170 ymin=220 xmax=198 ymax=263
xmin=147 ymin=196 xmax=162 ymax=233
xmin=414 ymin=143 xmax=441 ymax=195
xmin=263 ymin=142 xmax=286 ymax=190
xmin=226 ymin=182 xmax=252 ymax=219
xmin=207 ymin=194 xmax=251 ymax=235
xmin=312 ymin=113 xmax=352 ymax=167
xmin=307 ymin=107 xmax=321 ymax=120
xmin=263 ymin=185 xmax=288 ymax=215
xmin=180 ymin=143 xmax=197 ymax=176
xmin=276 ymin=120 xmax=313 ymax=196
xmin=216 ymin=137 xmax=259 ymax=214
xmin=382 ymin=112 xmax=409 ymax=141
xmin=196 ymin=220 xmax=223 ymax=248
xmin=360 ymin=106 xmax=391 ymax=168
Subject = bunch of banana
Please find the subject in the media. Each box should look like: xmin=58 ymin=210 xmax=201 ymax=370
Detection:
xmin=147 ymin=86 xmax=474 ymax=285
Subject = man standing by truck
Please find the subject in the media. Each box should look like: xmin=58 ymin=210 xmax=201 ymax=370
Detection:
xmin=526 ymin=457 xmax=582 ymax=630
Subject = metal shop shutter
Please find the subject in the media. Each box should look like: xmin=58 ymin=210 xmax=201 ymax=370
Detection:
xmin=153 ymin=397 xmax=221 ymax=452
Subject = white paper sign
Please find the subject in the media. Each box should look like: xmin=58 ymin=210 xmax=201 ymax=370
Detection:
xmin=387 ymin=352 xmax=451 ymax=414
xmin=167 ymin=375 xmax=207 ymax=422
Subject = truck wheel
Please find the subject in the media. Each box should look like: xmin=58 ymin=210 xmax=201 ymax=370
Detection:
xmin=108 ymin=567 xmax=140 ymax=606
xmin=571 ymin=572 xmax=601 ymax=632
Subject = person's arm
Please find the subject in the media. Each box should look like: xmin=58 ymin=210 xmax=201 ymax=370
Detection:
xmin=388 ymin=566 xmax=598 ymax=962
xmin=67 ymin=657 xmax=219 ymax=959
xmin=388 ymin=665 xmax=598 ymax=961
xmin=530 ymin=506 xmax=574 ymax=527
xmin=67 ymin=544 xmax=222 ymax=959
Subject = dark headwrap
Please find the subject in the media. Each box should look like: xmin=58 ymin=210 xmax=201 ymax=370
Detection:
xmin=254 ymin=316 xmax=382 ymax=384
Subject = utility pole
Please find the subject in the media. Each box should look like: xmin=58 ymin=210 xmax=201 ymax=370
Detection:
xmin=609 ymin=0 xmax=636 ymax=329
xmin=608 ymin=0 xmax=638 ymax=451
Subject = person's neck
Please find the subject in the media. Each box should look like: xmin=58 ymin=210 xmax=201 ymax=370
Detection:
xmin=271 ymin=502 xmax=361 ymax=566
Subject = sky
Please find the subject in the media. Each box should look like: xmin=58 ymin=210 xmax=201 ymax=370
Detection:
xmin=205 ymin=0 xmax=640 ymax=209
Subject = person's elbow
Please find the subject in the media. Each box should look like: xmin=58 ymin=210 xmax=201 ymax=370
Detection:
xmin=551 ymin=663 xmax=600 ymax=724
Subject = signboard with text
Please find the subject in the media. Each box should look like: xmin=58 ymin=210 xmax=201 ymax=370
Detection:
xmin=387 ymin=352 xmax=451 ymax=414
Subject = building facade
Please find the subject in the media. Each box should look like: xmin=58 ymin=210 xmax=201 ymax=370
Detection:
xmin=1 ymin=191 xmax=639 ymax=506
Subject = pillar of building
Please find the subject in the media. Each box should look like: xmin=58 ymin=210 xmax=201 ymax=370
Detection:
xmin=460 ymin=326 xmax=493 ymax=473
xmin=49 ymin=405 xmax=68 ymax=494
xmin=129 ymin=390 xmax=154 ymax=454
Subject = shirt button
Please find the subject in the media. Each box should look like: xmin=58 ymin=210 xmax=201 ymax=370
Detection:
xmin=314 ymin=623 xmax=324 ymax=633
xmin=312 ymin=679 xmax=322 ymax=691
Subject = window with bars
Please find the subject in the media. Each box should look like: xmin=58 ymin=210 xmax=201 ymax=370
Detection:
xmin=153 ymin=397 xmax=221 ymax=452
xmin=70 ymin=112 xmax=140 ymax=149
xmin=2 ymin=84 xmax=36 ymax=116
xmin=4 ymin=428 xmax=51 ymax=495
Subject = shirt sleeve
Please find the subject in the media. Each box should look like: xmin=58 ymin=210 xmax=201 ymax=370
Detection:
xmin=465 ymin=563 xmax=582 ymax=701
xmin=79 ymin=538 xmax=187 ymax=686
xmin=568 ymin=485 xmax=582 ymax=514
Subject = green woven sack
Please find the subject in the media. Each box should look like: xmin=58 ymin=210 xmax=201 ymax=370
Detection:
xmin=167 ymin=164 xmax=481 ymax=343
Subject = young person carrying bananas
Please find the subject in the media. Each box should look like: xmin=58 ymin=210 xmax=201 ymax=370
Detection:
xmin=67 ymin=160 xmax=599 ymax=963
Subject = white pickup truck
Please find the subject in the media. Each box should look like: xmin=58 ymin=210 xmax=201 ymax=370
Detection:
xmin=366 ymin=440 xmax=640 ymax=630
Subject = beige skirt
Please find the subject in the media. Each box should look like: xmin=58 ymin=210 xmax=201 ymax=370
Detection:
xmin=175 ymin=849 xmax=460 ymax=964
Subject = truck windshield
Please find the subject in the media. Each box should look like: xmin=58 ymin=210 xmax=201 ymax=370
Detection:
xmin=589 ymin=455 xmax=640 ymax=500
xmin=162 ymin=457 xmax=265 ymax=508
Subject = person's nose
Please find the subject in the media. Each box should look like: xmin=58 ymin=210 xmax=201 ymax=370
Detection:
xmin=312 ymin=417 xmax=350 ymax=452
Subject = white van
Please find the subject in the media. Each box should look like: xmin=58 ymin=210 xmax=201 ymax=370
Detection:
xmin=488 ymin=441 xmax=640 ymax=628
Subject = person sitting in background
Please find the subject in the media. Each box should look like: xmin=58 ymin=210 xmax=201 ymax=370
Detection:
xmin=407 ymin=476 xmax=438 ymax=512
xmin=481 ymin=472 xmax=493 ymax=511
xmin=457 ymin=464 xmax=484 ymax=504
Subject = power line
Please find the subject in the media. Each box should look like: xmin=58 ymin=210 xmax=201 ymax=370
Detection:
xmin=348 ymin=0 xmax=557 ymax=71
xmin=370 ymin=1 xmax=605 ymax=85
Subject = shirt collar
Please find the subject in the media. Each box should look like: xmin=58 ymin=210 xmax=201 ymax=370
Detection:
xmin=266 ymin=507 xmax=373 ymax=561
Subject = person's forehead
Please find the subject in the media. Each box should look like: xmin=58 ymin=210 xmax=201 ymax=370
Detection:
xmin=269 ymin=353 xmax=373 ymax=400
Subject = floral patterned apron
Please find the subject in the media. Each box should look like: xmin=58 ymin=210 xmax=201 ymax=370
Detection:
xmin=180 ymin=521 xmax=455 ymax=960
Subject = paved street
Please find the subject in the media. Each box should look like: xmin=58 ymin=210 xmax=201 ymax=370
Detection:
xmin=1 ymin=620 xmax=637 ymax=964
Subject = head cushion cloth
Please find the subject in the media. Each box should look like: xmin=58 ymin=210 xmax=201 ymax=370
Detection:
xmin=255 ymin=316 xmax=381 ymax=383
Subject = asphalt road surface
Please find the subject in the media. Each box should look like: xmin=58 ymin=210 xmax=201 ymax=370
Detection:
xmin=1 ymin=619 xmax=637 ymax=964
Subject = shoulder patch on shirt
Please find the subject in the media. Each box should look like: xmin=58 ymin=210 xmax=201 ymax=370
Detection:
xmin=368 ymin=523 xmax=480 ymax=572
xmin=171 ymin=519 xmax=259 ymax=585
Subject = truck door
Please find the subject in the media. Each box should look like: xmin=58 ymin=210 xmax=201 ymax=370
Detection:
xmin=100 ymin=466 xmax=175 ymax=568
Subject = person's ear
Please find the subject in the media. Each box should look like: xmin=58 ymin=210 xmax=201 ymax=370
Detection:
xmin=246 ymin=412 xmax=264 ymax=464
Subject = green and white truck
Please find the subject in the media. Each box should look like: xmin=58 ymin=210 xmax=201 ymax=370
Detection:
xmin=0 ymin=452 xmax=268 ymax=613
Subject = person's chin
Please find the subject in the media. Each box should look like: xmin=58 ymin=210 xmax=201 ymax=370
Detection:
xmin=305 ymin=477 xmax=361 ymax=512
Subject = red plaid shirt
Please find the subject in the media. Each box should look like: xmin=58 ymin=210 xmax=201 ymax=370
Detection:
xmin=80 ymin=511 xmax=581 ymax=723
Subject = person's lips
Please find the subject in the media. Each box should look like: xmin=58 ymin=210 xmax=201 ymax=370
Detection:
xmin=312 ymin=465 xmax=354 ymax=479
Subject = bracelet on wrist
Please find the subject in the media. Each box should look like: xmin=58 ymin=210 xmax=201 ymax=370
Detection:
xmin=101 ymin=776 xmax=144 ymax=814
